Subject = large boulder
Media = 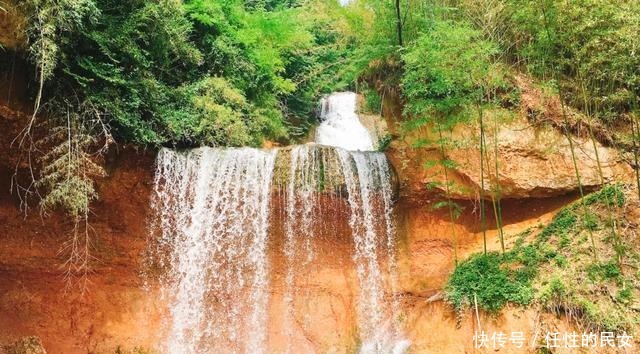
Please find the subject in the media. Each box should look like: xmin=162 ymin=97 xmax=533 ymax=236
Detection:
xmin=387 ymin=113 xmax=633 ymax=202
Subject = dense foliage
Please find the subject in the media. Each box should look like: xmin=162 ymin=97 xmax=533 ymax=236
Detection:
xmin=20 ymin=0 xmax=638 ymax=149
xmin=351 ymin=0 xmax=639 ymax=125
xmin=446 ymin=251 xmax=535 ymax=313
xmin=19 ymin=0 xmax=357 ymax=147
xmin=402 ymin=19 xmax=497 ymax=123
xmin=503 ymin=0 xmax=640 ymax=121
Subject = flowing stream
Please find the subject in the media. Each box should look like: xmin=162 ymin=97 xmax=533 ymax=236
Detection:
xmin=149 ymin=92 xmax=408 ymax=353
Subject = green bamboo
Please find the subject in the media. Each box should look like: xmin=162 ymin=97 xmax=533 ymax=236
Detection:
xmin=437 ymin=122 xmax=459 ymax=265
xmin=479 ymin=105 xmax=488 ymax=254
xmin=563 ymin=104 xmax=598 ymax=261
xmin=540 ymin=3 xmax=598 ymax=261
xmin=632 ymin=97 xmax=640 ymax=201
xmin=484 ymin=114 xmax=505 ymax=253
xmin=580 ymin=77 xmax=620 ymax=265
xmin=493 ymin=116 xmax=505 ymax=252
xmin=633 ymin=116 xmax=640 ymax=201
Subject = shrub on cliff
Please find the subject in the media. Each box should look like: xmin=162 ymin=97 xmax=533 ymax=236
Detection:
xmin=446 ymin=185 xmax=640 ymax=332
xmin=445 ymin=251 xmax=535 ymax=313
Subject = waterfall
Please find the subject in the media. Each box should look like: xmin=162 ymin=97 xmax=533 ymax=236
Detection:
xmin=151 ymin=147 xmax=277 ymax=354
xmin=281 ymin=145 xmax=327 ymax=351
xmin=278 ymin=145 xmax=406 ymax=354
xmin=338 ymin=151 xmax=408 ymax=353
xmin=309 ymin=91 xmax=406 ymax=352
xmin=149 ymin=92 xmax=407 ymax=353
xmin=316 ymin=92 xmax=375 ymax=151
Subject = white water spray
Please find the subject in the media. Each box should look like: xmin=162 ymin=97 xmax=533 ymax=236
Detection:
xmin=315 ymin=92 xmax=407 ymax=351
xmin=151 ymin=147 xmax=276 ymax=354
xmin=338 ymin=150 xmax=408 ymax=354
xmin=149 ymin=92 xmax=408 ymax=353
xmin=278 ymin=144 xmax=407 ymax=353
xmin=316 ymin=92 xmax=375 ymax=151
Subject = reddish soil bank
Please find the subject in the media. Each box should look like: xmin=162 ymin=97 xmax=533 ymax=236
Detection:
xmin=0 ymin=141 xmax=163 ymax=353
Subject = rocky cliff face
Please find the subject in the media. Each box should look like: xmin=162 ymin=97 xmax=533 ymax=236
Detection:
xmin=0 ymin=143 xmax=578 ymax=353
xmin=385 ymin=77 xmax=634 ymax=203
xmin=0 ymin=139 xmax=162 ymax=353
xmin=448 ymin=117 xmax=632 ymax=198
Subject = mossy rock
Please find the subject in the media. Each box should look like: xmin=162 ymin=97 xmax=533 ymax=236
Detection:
xmin=272 ymin=144 xmax=398 ymax=199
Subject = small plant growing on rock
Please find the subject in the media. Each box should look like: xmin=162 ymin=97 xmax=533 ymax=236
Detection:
xmin=445 ymin=252 xmax=535 ymax=314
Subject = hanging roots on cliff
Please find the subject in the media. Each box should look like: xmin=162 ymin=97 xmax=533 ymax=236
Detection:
xmin=12 ymin=99 xmax=112 ymax=291
xmin=47 ymin=103 xmax=111 ymax=288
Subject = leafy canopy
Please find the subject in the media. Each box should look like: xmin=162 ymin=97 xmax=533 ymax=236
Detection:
xmin=24 ymin=0 xmax=354 ymax=147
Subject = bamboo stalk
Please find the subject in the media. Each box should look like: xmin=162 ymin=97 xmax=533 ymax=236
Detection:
xmin=539 ymin=3 xmax=598 ymax=261
xmin=580 ymin=77 xmax=621 ymax=265
xmin=482 ymin=114 xmax=505 ymax=253
xmin=632 ymin=97 xmax=640 ymax=201
xmin=633 ymin=116 xmax=640 ymax=201
xmin=437 ymin=122 xmax=459 ymax=265
xmin=493 ymin=114 xmax=505 ymax=252
xmin=479 ymin=105 xmax=488 ymax=254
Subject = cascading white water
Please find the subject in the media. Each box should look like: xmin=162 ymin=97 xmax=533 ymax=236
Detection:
xmin=151 ymin=147 xmax=276 ymax=354
xmin=149 ymin=91 xmax=407 ymax=353
xmin=314 ymin=92 xmax=408 ymax=353
xmin=280 ymin=144 xmax=407 ymax=354
xmin=338 ymin=151 xmax=410 ymax=354
xmin=316 ymin=92 xmax=375 ymax=151
xmin=282 ymin=145 xmax=324 ymax=352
